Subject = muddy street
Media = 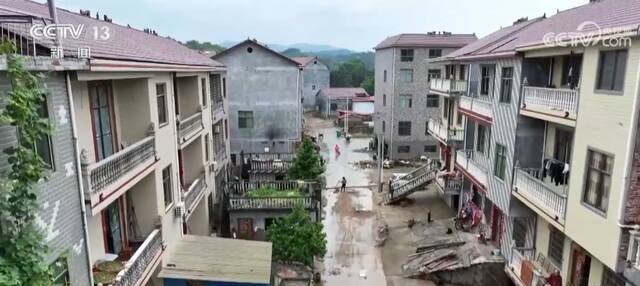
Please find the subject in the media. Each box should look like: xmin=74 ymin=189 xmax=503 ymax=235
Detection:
xmin=317 ymin=125 xmax=386 ymax=285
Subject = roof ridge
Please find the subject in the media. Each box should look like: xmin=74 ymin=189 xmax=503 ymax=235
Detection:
xmin=463 ymin=17 xmax=543 ymax=56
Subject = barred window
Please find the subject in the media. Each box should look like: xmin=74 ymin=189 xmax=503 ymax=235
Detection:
xmin=398 ymin=121 xmax=411 ymax=136
xmin=400 ymin=49 xmax=414 ymax=62
xmin=548 ymin=227 xmax=564 ymax=267
xmin=238 ymin=111 xmax=254 ymax=129
xmin=426 ymin=94 xmax=439 ymax=108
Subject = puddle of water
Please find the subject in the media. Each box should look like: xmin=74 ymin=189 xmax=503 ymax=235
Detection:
xmin=319 ymin=127 xmax=386 ymax=286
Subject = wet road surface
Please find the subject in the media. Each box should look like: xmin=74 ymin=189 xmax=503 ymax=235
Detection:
xmin=318 ymin=126 xmax=387 ymax=286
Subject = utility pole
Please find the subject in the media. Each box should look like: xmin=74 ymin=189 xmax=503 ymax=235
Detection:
xmin=376 ymin=113 xmax=383 ymax=193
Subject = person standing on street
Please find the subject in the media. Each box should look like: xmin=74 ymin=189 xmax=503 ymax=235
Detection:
xmin=340 ymin=177 xmax=347 ymax=192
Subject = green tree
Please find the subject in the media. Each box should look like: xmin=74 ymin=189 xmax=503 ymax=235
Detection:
xmin=330 ymin=59 xmax=372 ymax=88
xmin=184 ymin=40 xmax=225 ymax=53
xmin=0 ymin=42 xmax=53 ymax=285
xmin=288 ymin=138 xmax=324 ymax=180
xmin=361 ymin=74 xmax=374 ymax=95
xmin=266 ymin=204 xmax=327 ymax=266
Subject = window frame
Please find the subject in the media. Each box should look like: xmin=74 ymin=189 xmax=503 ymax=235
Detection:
xmin=238 ymin=110 xmax=254 ymax=129
xmin=204 ymin=134 xmax=210 ymax=163
xmin=547 ymin=227 xmax=564 ymax=268
xmin=458 ymin=65 xmax=466 ymax=80
xmin=399 ymin=94 xmax=413 ymax=108
xmin=156 ymin=83 xmax=168 ymax=126
xmin=397 ymin=145 xmax=410 ymax=153
xmin=512 ymin=218 xmax=526 ymax=248
xmin=400 ymin=49 xmax=414 ymax=62
xmin=162 ymin=165 xmax=174 ymax=209
xmin=499 ymin=67 xmax=513 ymax=103
xmin=428 ymin=69 xmax=442 ymax=80
xmin=201 ymin=77 xmax=207 ymax=107
xmin=51 ymin=257 xmax=70 ymax=286
xmin=383 ymin=70 xmax=387 ymax=82
xmin=480 ymin=65 xmax=494 ymax=96
xmin=595 ymin=49 xmax=628 ymax=94
xmin=428 ymin=49 xmax=442 ymax=59
xmin=400 ymin=68 xmax=414 ymax=83
xmin=426 ymin=94 xmax=439 ymax=108
xmin=476 ymin=124 xmax=486 ymax=154
xmin=424 ymin=145 xmax=437 ymax=153
xmin=398 ymin=121 xmax=412 ymax=136
xmin=494 ymin=143 xmax=507 ymax=180
xmin=383 ymin=94 xmax=386 ymax=106
xmin=581 ymin=148 xmax=614 ymax=215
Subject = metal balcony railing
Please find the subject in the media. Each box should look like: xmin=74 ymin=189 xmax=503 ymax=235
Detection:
xmin=228 ymin=196 xmax=315 ymax=210
xmin=184 ymin=172 xmax=207 ymax=212
xmin=177 ymin=112 xmax=203 ymax=142
xmin=429 ymin=78 xmax=467 ymax=94
xmin=112 ymin=229 xmax=163 ymax=286
xmin=427 ymin=119 xmax=464 ymax=143
xmin=459 ymin=96 xmax=493 ymax=120
xmin=0 ymin=15 xmax=51 ymax=57
xmin=455 ymin=149 xmax=489 ymax=187
xmin=522 ymin=86 xmax=578 ymax=115
xmin=82 ymin=136 xmax=156 ymax=195
xmin=225 ymin=181 xmax=318 ymax=211
xmin=435 ymin=176 xmax=462 ymax=194
xmin=514 ymin=168 xmax=567 ymax=221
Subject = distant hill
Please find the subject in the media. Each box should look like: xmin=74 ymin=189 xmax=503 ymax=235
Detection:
xmin=281 ymin=48 xmax=374 ymax=72
xmin=220 ymin=41 xmax=351 ymax=53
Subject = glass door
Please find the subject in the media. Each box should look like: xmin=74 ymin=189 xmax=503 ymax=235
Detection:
xmin=90 ymin=81 xmax=116 ymax=161
xmin=104 ymin=201 xmax=124 ymax=254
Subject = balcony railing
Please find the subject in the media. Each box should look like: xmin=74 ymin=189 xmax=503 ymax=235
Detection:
xmin=112 ymin=229 xmax=163 ymax=286
xmin=0 ymin=15 xmax=50 ymax=57
xmin=177 ymin=111 xmax=203 ymax=142
xmin=243 ymin=153 xmax=296 ymax=161
xmin=82 ymin=136 xmax=156 ymax=196
xmin=459 ymin=96 xmax=492 ymax=120
xmin=455 ymin=149 xmax=489 ymax=187
xmin=522 ymin=86 xmax=578 ymax=115
xmin=228 ymin=196 xmax=315 ymax=211
xmin=184 ymin=172 xmax=207 ymax=212
xmin=225 ymin=181 xmax=303 ymax=196
xmin=514 ymin=168 xmax=567 ymax=221
xmin=435 ymin=176 xmax=462 ymax=194
xmin=429 ymin=78 xmax=467 ymax=95
xmin=427 ymin=119 xmax=464 ymax=144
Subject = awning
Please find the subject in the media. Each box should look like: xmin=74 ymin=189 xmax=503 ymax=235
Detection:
xmin=158 ymin=235 xmax=272 ymax=285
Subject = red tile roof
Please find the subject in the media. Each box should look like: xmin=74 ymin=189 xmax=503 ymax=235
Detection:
xmin=319 ymin=87 xmax=370 ymax=98
xmin=375 ymin=33 xmax=477 ymax=50
xmin=0 ymin=0 xmax=223 ymax=67
xmin=290 ymin=56 xmax=316 ymax=66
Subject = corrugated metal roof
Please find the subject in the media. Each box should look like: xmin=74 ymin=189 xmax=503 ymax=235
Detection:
xmin=158 ymin=235 xmax=272 ymax=284
xmin=0 ymin=0 xmax=223 ymax=67
xmin=374 ymin=33 xmax=477 ymax=50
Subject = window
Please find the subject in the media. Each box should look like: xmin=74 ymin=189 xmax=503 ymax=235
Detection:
xmin=383 ymin=70 xmax=387 ymax=82
xmin=512 ymin=219 xmax=526 ymax=248
xmin=398 ymin=121 xmax=412 ymax=136
xmin=429 ymin=49 xmax=442 ymax=58
xmin=201 ymin=78 xmax=207 ymax=106
xmin=204 ymin=134 xmax=210 ymax=162
xmin=457 ymin=113 xmax=463 ymax=125
xmin=238 ymin=111 xmax=254 ymax=129
xmin=51 ymin=257 xmax=70 ymax=286
xmin=90 ymin=82 xmax=115 ymax=161
xmin=443 ymin=98 xmax=450 ymax=119
xmin=400 ymin=49 xmax=414 ymax=62
xmin=400 ymin=69 xmax=414 ymax=83
xmin=459 ymin=65 xmax=466 ymax=80
xmin=583 ymin=149 xmax=613 ymax=213
xmin=476 ymin=125 xmax=487 ymax=153
xmin=499 ymin=67 xmax=513 ymax=103
xmin=224 ymin=119 xmax=228 ymax=138
xmin=222 ymin=78 xmax=227 ymax=98
xmin=548 ymin=228 xmax=564 ymax=267
xmin=399 ymin=94 xmax=412 ymax=108
xmin=494 ymin=144 xmax=507 ymax=180
xmin=398 ymin=146 xmax=410 ymax=153
xmin=382 ymin=121 xmax=386 ymax=132
xmin=426 ymin=94 xmax=439 ymax=107
xmin=424 ymin=145 xmax=437 ymax=152
xmin=602 ymin=267 xmax=625 ymax=286
xmin=428 ymin=69 xmax=442 ymax=80
xmin=156 ymin=83 xmax=168 ymax=125
xmin=383 ymin=94 xmax=386 ymax=106
xmin=162 ymin=166 xmax=173 ymax=207
xmin=445 ymin=65 xmax=453 ymax=79
xmin=330 ymin=103 xmax=338 ymax=111
xmin=30 ymin=95 xmax=54 ymax=168
xmin=596 ymin=49 xmax=627 ymax=92
xmin=480 ymin=65 xmax=493 ymax=96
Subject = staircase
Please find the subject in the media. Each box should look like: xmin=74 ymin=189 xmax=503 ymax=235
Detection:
xmin=386 ymin=162 xmax=440 ymax=204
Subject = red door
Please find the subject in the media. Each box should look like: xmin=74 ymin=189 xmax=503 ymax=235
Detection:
xmin=490 ymin=206 xmax=503 ymax=245
xmin=237 ymin=218 xmax=254 ymax=240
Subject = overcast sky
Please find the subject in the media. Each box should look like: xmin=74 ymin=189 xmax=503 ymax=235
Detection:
xmin=48 ymin=0 xmax=587 ymax=51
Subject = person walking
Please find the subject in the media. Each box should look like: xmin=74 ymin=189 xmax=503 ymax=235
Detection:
xmin=340 ymin=177 xmax=347 ymax=192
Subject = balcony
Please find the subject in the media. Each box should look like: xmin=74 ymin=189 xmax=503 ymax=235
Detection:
xmin=427 ymin=118 xmax=464 ymax=145
xmin=429 ymin=78 xmax=467 ymax=96
xmin=458 ymin=96 xmax=492 ymax=123
xmin=507 ymin=250 xmax=560 ymax=286
xmin=177 ymin=111 xmax=203 ymax=145
xmin=435 ymin=176 xmax=462 ymax=195
xmin=513 ymin=167 xmax=567 ymax=223
xmin=183 ymin=172 xmax=207 ymax=215
xmin=82 ymin=136 xmax=157 ymax=215
xmin=521 ymin=86 xmax=578 ymax=124
xmin=225 ymin=181 xmax=318 ymax=211
xmin=455 ymin=149 xmax=489 ymax=188
xmin=94 ymin=229 xmax=163 ymax=286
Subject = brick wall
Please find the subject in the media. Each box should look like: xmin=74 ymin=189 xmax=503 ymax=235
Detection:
xmin=0 ymin=72 xmax=91 ymax=285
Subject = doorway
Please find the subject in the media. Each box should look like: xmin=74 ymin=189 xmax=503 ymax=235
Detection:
xmin=570 ymin=245 xmax=591 ymax=286
xmin=554 ymin=128 xmax=573 ymax=163
xmin=89 ymin=81 xmax=117 ymax=161
xmin=237 ymin=218 xmax=254 ymax=240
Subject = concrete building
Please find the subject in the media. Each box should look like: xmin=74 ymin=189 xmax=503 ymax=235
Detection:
xmin=0 ymin=1 xmax=231 ymax=285
xmin=374 ymin=33 xmax=477 ymax=160
xmin=291 ymin=56 xmax=330 ymax=111
xmin=317 ymin=87 xmax=370 ymax=117
xmin=212 ymin=40 xmax=303 ymax=157
xmin=426 ymin=1 xmax=640 ymax=285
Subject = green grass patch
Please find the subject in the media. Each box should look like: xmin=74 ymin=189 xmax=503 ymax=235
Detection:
xmin=247 ymin=186 xmax=303 ymax=198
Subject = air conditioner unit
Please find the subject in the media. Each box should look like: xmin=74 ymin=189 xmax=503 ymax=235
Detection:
xmin=174 ymin=202 xmax=185 ymax=218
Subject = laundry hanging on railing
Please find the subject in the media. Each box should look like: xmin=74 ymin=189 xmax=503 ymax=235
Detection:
xmin=542 ymin=159 xmax=569 ymax=186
